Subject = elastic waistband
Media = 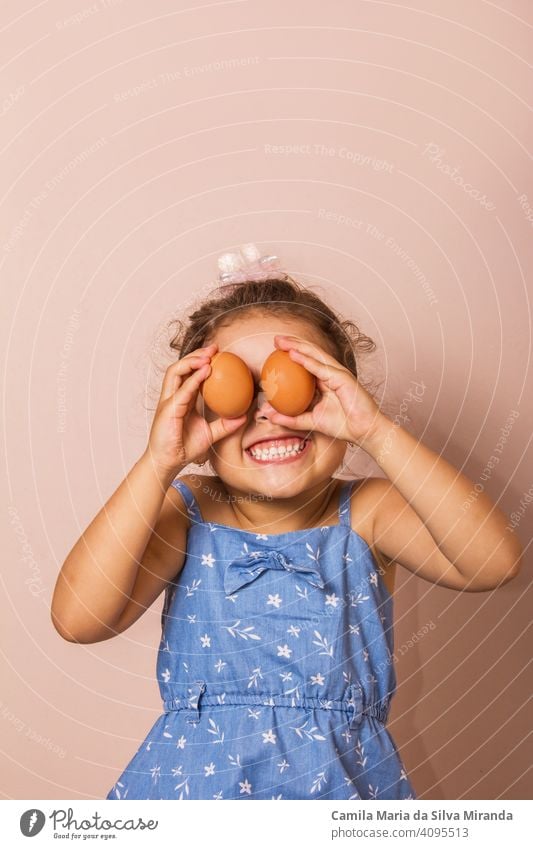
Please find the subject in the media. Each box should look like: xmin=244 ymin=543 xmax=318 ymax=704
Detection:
xmin=162 ymin=682 xmax=390 ymax=727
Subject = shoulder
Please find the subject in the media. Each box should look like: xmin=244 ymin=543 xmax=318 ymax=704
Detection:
xmin=166 ymin=473 xmax=209 ymax=528
xmin=169 ymin=473 xmax=223 ymax=517
xmin=345 ymin=477 xmax=397 ymax=582
xmin=343 ymin=476 xmax=387 ymax=541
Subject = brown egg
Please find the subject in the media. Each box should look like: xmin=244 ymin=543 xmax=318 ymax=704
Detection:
xmin=260 ymin=350 xmax=316 ymax=416
xmin=200 ymin=352 xmax=254 ymax=418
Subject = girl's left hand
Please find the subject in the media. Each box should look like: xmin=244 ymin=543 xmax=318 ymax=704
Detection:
xmin=267 ymin=335 xmax=384 ymax=446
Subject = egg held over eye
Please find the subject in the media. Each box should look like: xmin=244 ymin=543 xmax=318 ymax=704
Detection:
xmin=260 ymin=350 xmax=316 ymax=416
xmin=200 ymin=351 xmax=255 ymax=418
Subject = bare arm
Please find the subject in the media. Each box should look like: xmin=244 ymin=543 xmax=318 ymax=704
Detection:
xmin=361 ymin=418 xmax=523 ymax=590
xmin=50 ymin=341 xmax=248 ymax=644
xmin=50 ymin=453 xmax=187 ymax=643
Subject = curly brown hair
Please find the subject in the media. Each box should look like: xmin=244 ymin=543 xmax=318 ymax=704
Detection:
xmin=146 ymin=273 xmax=385 ymax=418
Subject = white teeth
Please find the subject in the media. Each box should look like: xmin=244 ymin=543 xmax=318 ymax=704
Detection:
xmin=249 ymin=439 xmax=307 ymax=460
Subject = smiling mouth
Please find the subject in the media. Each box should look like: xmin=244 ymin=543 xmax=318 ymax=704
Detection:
xmin=245 ymin=436 xmax=311 ymax=464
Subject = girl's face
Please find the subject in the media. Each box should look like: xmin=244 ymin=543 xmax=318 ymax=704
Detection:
xmin=199 ymin=313 xmax=348 ymax=499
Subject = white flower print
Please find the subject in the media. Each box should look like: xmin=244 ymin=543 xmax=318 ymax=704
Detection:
xmin=262 ymin=729 xmax=277 ymax=744
xmin=150 ymin=765 xmax=161 ymax=783
xmin=400 ymin=768 xmax=408 ymax=781
xmin=224 ymin=620 xmax=261 ymax=640
xmin=325 ymin=593 xmax=339 ymax=608
xmin=295 ymin=584 xmax=309 ymax=601
xmin=214 ymin=659 xmax=226 ymax=673
xmin=341 ymin=729 xmax=352 ymax=743
xmin=113 ymin=783 xmax=128 ymax=799
xmin=310 ymin=672 xmax=325 ymax=686
xmin=174 ymin=775 xmax=190 ymax=798
xmin=349 ymin=624 xmax=360 ymax=635
xmin=247 ymin=708 xmax=261 ymax=719
xmin=185 ymin=578 xmax=201 ymax=597
xmin=310 ymin=770 xmax=327 ymax=794
xmin=207 ymin=718 xmax=225 ymax=744
xmin=350 ymin=592 xmax=370 ymax=606
xmin=279 ymin=671 xmax=292 ymax=682
xmin=176 ymin=735 xmax=187 ymax=749
xmin=204 ymin=762 xmax=215 ymax=776
xmin=201 ymin=553 xmax=215 ymax=568
xmin=344 ymin=775 xmax=361 ymax=800
xmin=240 ymin=542 xmax=263 ymax=560
xmin=267 ymin=593 xmax=282 ymax=608
xmin=278 ymin=759 xmax=290 ymax=773
xmin=247 ymin=667 xmax=263 ymax=688
xmin=283 ymin=683 xmax=301 ymax=704
xmin=306 ymin=542 xmax=321 ymax=562
xmin=287 ymin=624 xmax=301 ymax=637
xmin=213 ymin=791 xmax=223 ymax=799
xmin=343 ymin=552 xmax=352 ymax=563
xmin=290 ymin=719 xmax=326 ymax=741
xmin=272 ymin=793 xmax=283 ymax=799
xmin=369 ymin=572 xmax=378 ymax=586
xmin=171 ymin=766 xmax=183 ymax=776
xmin=187 ymin=614 xmax=197 ymax=624
xmin=161 ymin=668 xmax=170 ymax=683
xmin=312 ymin=630 xmax=334 ymax=657
xmin=200 ymin=634 xmax=211 ymax=648
xmin=355 ymin=739 xmax=367 ymax=768
xmin=256 ymin=534 xmax=268 ymax=540
xmin=277 ymin=644 xmax=292 ymax=659
xmin=239 ymin=778 xmax=252 ymax=795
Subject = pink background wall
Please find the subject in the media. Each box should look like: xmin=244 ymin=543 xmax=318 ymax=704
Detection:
xmin=1 ymin=0 xmax=531 ymax=800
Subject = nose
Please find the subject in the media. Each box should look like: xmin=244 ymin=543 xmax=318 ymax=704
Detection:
xmin=254 ymin=390 xmax=274 ymax=421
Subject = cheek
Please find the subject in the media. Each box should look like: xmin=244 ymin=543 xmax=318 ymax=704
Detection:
xmin=312 ymin=437 xmax=346 ymax=462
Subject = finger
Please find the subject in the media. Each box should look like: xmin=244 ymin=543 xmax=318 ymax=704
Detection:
xmin=160 ymin=350 xmax=215 ymax=402
xmin=284 ymin=347 xmax=348 ymax=388
xmin=168 ymin=362 xmax=211 ymax=411
xmin=208 ymin=414 xmax=247 ymax=444
xmin=267 ymin=409 xmax=316 ymax=434
xmin=274 ymin=335 xmax=341 ymax=368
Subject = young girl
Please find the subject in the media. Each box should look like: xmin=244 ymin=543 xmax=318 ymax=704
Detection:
xmin=51 ymin=246 xmax=522 ymax=801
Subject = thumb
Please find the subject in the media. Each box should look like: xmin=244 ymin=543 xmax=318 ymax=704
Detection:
xmin=208 ymin=414 xmax=247 ymax=445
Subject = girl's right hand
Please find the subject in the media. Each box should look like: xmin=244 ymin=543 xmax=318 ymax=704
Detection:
xmin=145 ymin=343 xmax=247 ymax=477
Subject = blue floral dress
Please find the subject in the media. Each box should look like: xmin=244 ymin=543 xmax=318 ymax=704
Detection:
xmin=105 ymin=477 xmax=417 ymax=800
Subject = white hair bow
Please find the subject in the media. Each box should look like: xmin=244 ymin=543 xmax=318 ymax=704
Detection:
xmin=216 ymin=242 xmax=283 ymax=284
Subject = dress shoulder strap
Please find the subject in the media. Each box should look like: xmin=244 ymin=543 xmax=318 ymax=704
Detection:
xmin=170 ymin=477 xmax=204 ymax=525
xmin=337 ymin=478 xmax=357 ymax=527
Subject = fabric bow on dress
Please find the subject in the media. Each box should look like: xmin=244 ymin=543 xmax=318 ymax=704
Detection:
xmin=223 ymin=549 xmax=325 ymax=595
